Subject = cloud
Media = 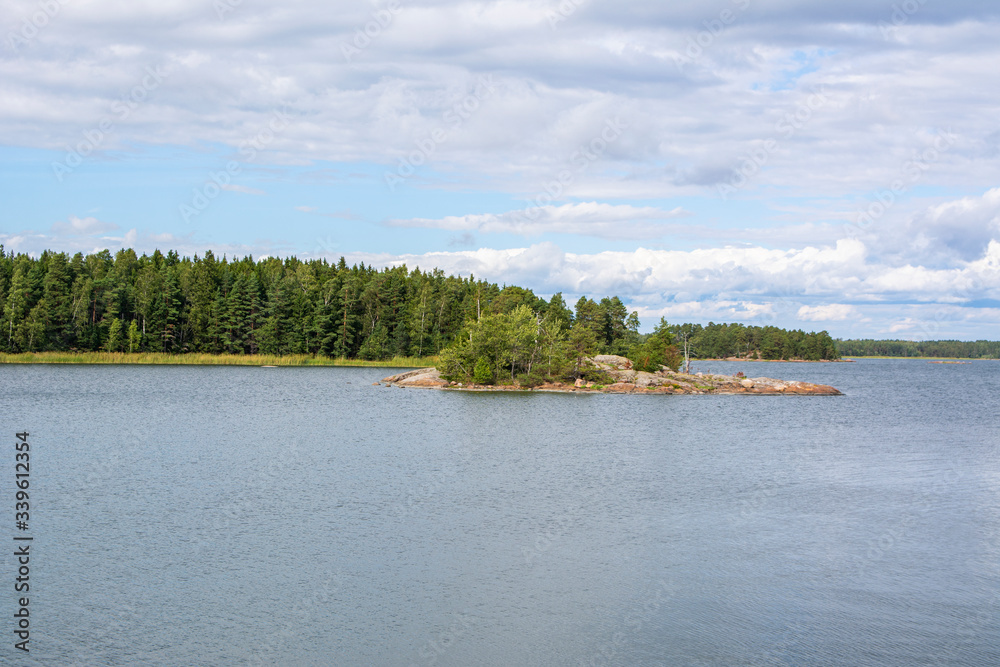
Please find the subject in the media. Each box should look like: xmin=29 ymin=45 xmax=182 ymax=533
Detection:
xmin=888 ymin=318 xmax=921 ymax=334
xmin=2 ymin=1 xmax=999 ymax=202
xmin=797 ymin=304 xmax=860 ymax=321
xmin=333 ymin=227 xmax=998 ymax=310
xmin=387 ymin=202 xmax=689 ymax=239
xmin=901 ymin=187 xmax=1000 ymax=264
xmin=50 ymin=216 xmax=119 ymax=235
xmin=448 ymin=232 xmax=476 ymax=248
xmin=295 ymin=206 xmax=318 ymax=213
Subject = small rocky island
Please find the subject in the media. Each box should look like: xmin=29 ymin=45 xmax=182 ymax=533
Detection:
xmin=381 ymin=355 xmax=842 ymax=395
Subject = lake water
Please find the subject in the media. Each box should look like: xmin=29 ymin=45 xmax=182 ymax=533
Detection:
xmin=1 ymin=359 xmax=998 ymax=666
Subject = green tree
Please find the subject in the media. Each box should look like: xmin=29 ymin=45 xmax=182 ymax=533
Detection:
xmin=545 ymin=292 xmax=573 ymax=332
xmin=42 ymin=252 xmax=73 ymax=349
xmin=17 ymin=302 xmax=46 ymax=352
xmin=333 ymin=273 xmax=361 ymax=358
xmin=566 ymin=322 xmax=598 ymax=378
xmin=574 ymin=297 xmax=601 ymax=336
xmin=127 ymin=320 xmax=142 ymax=353
xmin=2 ymin=259 xmax=32 ymax=351
xmin=473 ymin=356 xmax=493 ymax=384
xmin=597 ymin=296 xmax=629 ymax=353
xmin=105 ymin=317 xmax=124 ymax=352
xmin=358 ymin=322 xmax=390 ymax=360
xmin=409 ymin=282 xmax=434 ymax=357
xmin=438 ymin=304 xmax=538 ymax=384
xmin=630 ymin=318 xmax=682 ymax=372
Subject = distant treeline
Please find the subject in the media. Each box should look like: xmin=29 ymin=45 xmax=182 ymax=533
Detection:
xmin=667 ymin=322 xmax=840 ymax=361
xmin=835 ymin=339 xmax=1000 ymax=359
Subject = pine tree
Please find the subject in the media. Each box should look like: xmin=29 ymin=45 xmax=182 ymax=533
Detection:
xmin=2 ymin=259 xmax=32 ymax=352
xmin=334 ymin=274 xmax=360 ymax=358
xmin=158 ymin=269 xmax=184 ymax=352
xmin=42 ymin=252 xmax=73 ymax=349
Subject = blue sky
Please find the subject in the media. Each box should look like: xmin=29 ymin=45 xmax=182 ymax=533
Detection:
xmin=2 ymin=0 xmax=1000 ymax=338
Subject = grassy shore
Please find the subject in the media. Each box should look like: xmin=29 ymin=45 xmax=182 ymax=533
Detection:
xmin=0 ymin=351 xmax=438 ymax=367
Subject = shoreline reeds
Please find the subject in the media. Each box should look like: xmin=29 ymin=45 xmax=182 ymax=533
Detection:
xmin=0 ymin=352 xmax=438 ymax=367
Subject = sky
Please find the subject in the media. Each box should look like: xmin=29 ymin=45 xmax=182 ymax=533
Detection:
xmin=2 ymin=0 xmax=1000 ymax=338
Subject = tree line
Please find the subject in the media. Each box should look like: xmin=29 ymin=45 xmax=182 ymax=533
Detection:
xmin=835 ymin=339 xmax=1000 ymax=359
xmin=666 ymin=322 xmax=840 ymax=361
xmin=0 ymin=246 xmax=646 ymax=359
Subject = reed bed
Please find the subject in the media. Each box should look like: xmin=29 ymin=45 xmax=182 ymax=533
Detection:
xmin=0 ymin=351 xmax=438 ymax=368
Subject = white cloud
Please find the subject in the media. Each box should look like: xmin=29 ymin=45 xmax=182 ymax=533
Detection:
xmin=2 ymin=1 xmax=999 ymax=200
xmin=387 ymin=202 xmax=689 ymax=239
xmin=797 ymin=304 xmax=860 ymax=321
xmin=51 ymin=216 xmax=119 ymax=235
xmin=901 ymin=187 xmax=1000 ymax=264
xmin=338 ymin=236 xmax=995 ymax=306
xmin=888 ymin=318 xmax=921 ymax=334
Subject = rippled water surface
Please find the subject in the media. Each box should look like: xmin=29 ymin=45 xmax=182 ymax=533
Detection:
xmin=1 ymin=359 xmax=998 ymax=665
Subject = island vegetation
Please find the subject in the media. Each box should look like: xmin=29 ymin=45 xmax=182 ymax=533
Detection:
xmin=435 ymin=305 xmax=682 ymax=387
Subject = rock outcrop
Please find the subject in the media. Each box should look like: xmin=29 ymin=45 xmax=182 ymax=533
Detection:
xmin=381 ymin=358 xmax=842 ymax=395
xmin=380 ymin=367 xmax=449 ymax=388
